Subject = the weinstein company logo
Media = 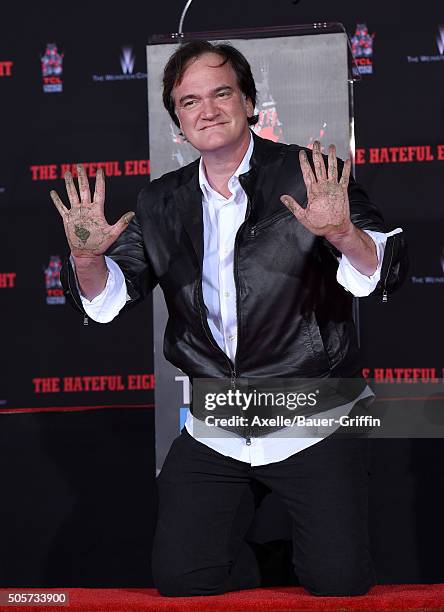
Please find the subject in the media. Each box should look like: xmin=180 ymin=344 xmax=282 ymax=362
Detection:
xmin=41 ymin=43 xmax=64 ymax=93
xmin=92 ymin=46 xmax=147 ymax=82
xmin=438 ymin=27 xmax=444 ymax=54
xmin=44 ymin=255 xmax=65 ymax=304
xmin=120 ymin=47 xmax=135 ymax=74
xmin=350 ymin=23 xmax=375 ymax=75
xmin=407 ymin=26 xmax=444 ymax=63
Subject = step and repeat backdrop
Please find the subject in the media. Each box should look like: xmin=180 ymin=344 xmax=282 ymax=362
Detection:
xmin=1 ymin=1 xmax=442 ymax=416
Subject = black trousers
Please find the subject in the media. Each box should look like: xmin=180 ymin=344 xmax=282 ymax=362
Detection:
xmin=152 ymin=428 xmax=375 ymax=597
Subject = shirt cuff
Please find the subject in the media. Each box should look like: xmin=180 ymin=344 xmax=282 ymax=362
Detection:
xmin=70 ymin=255 xmax=128 ymax=323
xmin=336 ymin=228 xmax=403 ymax=297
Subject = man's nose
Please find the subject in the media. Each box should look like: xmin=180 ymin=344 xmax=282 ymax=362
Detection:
xmin=200 ymin=97 xmax=219 ymax=119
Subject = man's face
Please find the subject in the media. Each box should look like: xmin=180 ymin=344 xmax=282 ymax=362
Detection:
xmin=172 ymin=52 xmax=254 ymax=154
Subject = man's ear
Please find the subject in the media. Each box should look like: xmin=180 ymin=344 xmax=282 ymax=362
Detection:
xmin=176 ymin=113 xmax=186 ymax=138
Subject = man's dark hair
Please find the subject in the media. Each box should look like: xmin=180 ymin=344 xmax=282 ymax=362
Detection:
xmin=162 ymin=40 xmax=258 ymax=128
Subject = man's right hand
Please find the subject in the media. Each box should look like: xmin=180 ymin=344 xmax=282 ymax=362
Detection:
xmin=50 ymin=164 xmax=135 ymax=257
xmin=50 ymin=164 xmax=135 ymax=301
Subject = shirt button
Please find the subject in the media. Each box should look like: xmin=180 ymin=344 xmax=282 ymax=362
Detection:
xmin=229 ymin=335 xmax=236 ymax=341
xmin=223 ymin=291 xmax=230 ymax=298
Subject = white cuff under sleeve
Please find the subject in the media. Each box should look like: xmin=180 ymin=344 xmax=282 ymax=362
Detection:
xmin=336 ymin=228 xmax=403 ymax=297
xmin=70 ymin=255 xmax=128 ymax=323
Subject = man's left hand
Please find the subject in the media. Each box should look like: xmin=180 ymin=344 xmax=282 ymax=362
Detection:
xmin=280 ymin=140 xmax=352 ymax=240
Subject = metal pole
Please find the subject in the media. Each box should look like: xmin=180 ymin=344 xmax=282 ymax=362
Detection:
xmin=178 ymin=0 xmax=194 ymax=35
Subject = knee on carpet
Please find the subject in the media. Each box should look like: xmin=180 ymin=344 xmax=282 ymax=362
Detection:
xmin=296 ymin=559 xmax=374 ymax=597
xmin=153 ymin=568 xmax=229 ymax=597
xmin=301 ymin=573 xmax=374 ymax=597
xmin=306 ymin=583 xmax=373 ymax=597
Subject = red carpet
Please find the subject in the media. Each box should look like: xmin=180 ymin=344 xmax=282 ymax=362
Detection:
xmin=2 ymin=585 xmax=444 ymax=612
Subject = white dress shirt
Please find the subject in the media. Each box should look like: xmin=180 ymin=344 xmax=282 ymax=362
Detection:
xmin=75 ymin=134 xmax=402 ymax=465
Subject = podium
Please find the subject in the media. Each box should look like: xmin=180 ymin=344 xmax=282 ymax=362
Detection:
xmin=145 ymin=23 xmax=360 ymax=472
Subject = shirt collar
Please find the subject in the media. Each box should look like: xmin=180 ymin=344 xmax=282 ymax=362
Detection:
xmin=198 ymin=131 xmax=254 ymax=201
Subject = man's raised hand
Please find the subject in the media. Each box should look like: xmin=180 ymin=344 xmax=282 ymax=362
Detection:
xmin=280 ymin=140 xmax=353 ymax=239
xmin=50 ymin=165 xmax=135 ymax=257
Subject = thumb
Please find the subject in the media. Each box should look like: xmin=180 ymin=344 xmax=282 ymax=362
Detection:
xmin=111 ymin=211 xmax=136 ymax=237
xmin=280 ymin=195 xmax=305 ymax=222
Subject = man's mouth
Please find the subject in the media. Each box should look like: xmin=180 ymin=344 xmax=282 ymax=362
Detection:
xmin=200 ymin=123 xmax=227 ymax=130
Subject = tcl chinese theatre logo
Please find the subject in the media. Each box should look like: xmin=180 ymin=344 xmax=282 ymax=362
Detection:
xmin=41 ymin=43 xmax=64 ymax=93
xmin=350 ymin=23 xmax=375 ymax=75
xmin=44 ymin=255 xmax=65 ymax=305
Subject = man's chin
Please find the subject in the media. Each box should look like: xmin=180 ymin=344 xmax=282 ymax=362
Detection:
xmin=189 ymin=133 xmax=242 ymax=154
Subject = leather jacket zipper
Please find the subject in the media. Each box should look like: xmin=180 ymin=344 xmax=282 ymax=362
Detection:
xmin=248 ymin=208 xmax=292 ymax=238
xmin=382 ymin=234 xmax=396 ymax=303
xmin=234 ymin=181 xmax=253 ymax=445
xmin=197 ymin=173 xmax=258 ymax=446
xmin=194 ymin=171 xmax=254 ymax=445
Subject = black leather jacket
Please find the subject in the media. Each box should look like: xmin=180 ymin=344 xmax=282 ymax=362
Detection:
xmin=61 ymin=133 xmax=407 ymax=386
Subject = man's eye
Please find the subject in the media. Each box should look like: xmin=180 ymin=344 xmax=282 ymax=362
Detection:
xmin=217 ymin=91 xmax=230 ymax=98
xmin=183 ymin=100 xmax=197 ymax=108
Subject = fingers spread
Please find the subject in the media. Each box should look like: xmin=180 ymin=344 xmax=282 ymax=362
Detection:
xmin=93 ymin=168 xmax=105 ymax=209
xmin=77 ymin=164 xmax=91 ymax=204
xmin=50 ymin=190 xmax=69 ymax=218
xmin=64 ymin=171 xmax=80 ymax=206
xmin=339 ymin=158 xmax=352 ymax=188
xmin=299 ymin=149 xmax=314 ymax=188
xmin=280 ymin=195 xmax=305 ymax=222
xmin=327 ymin=144 xmax=338 ymax=182
xmin=312 ymin=140 xmax=327 ymax=181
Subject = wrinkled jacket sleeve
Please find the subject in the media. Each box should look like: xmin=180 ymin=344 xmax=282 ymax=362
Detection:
xmin=318 ymin=154 xmax=408 ymax=299
xmin=60 ymin=186 xmax=158 ymax=319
